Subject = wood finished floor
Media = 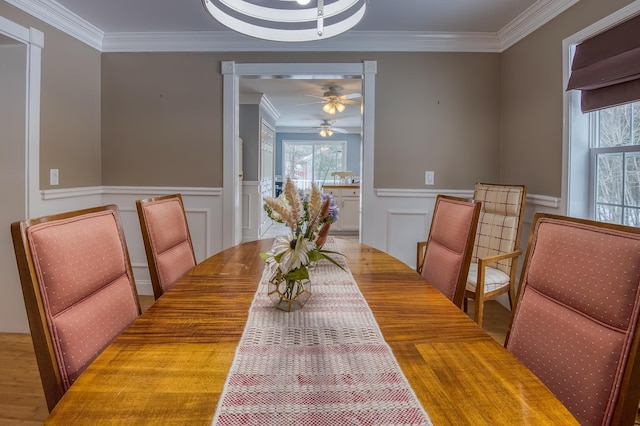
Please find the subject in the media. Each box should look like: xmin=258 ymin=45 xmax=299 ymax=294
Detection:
xmin=1 ymin=297 xmax=635 ymax=424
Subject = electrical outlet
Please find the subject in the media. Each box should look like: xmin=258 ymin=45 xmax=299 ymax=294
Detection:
xmin=50 ymin=169 xmax=59 ymax=186
xmin=425 ymin=171 xmax=434 ymax=185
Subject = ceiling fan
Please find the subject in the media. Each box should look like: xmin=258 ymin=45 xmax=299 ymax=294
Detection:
xmin=315 ymin=119 xmax=348 ymax=137
xmin=301 ymin=85 xmax=362 ymax=115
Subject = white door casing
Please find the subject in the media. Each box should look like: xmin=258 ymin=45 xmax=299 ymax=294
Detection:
xmin=221 ymin=61 xmax=376 ymax=250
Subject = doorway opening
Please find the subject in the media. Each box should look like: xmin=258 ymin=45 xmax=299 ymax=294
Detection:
xmin=221 ymin=61 xmax=377 ymax=249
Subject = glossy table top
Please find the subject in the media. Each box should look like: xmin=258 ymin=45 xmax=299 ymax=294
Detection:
xmin=45 ymin=238 xmax=578 ymax=425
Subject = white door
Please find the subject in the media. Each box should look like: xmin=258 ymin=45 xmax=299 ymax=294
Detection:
xmin=234 ymin=136 xmax=243 ymax=245
xmin=259 ymin=120 xmax=275 ymax=236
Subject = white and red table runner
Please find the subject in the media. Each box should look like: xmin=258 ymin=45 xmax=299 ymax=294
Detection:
xmin=211 ymin=238 xmax=432 ymax=425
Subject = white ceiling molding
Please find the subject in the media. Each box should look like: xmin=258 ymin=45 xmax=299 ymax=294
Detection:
xmin=499 ymin=0 xmax=580 ymax=50
xmin=239 ymin=94 xmax=281 ymax=122
xmin=6 ymin=0 xmax=580 ymax=53
xmin=102 ymin=30 xmax=502 ymax=53
xmin=5 ymin=0 xmax=103 ymax=50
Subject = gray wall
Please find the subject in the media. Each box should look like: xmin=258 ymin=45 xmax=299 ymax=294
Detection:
xmin=1 ymin=0 xmax=636 ymax=195
xmin=100 ymin=51 xmax=502 ymax=189
xmin=239 ymin=105 xmax=260 ymax=181
xmin=0 ymin=2 xmax=102 ymax=190
xmin=101 ymin=52 xmax=220 ymax=187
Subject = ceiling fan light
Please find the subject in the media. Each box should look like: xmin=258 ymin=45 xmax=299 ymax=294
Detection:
xmin=324 ymin=103 xmax=336 ymax=115
xmin=319 ymin=129 xmax=327 ymax=137
xmin=296 ymin=0 xmax=311 ymax=5
xmin=327 ymin=129 xmax=334 ymax=136
xmin=336 ymin=102 xmax=346 ymax=113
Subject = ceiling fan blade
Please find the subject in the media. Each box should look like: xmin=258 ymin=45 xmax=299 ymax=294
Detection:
xmin=304 ymin=93 xmax=328 ymax=100
xmin=342 ymin=92 xmax=361 ymax=100
xmin=333 ymin=127 xmax=348 ymax=133
xmin=294 ymin=100 xmax=324 ymax=107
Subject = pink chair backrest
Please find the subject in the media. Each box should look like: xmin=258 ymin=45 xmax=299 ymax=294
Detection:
xmin=421 ymin=195 xmax=481 ymax=307
xmin=506 ymin=213 xmax=640 ymax=425
xmin=12 ymin=206 xmax=140 ymax=410
xmin=137 ymin=195 xmax=196 ymax=299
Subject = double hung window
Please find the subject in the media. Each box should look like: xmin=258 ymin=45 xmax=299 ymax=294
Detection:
xmin=591 ymin=102 xmax=640 ymax=226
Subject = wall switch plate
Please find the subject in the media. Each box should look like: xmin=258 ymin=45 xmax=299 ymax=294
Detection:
xmin=425 ymin=171 xmax=434 ymax=185
xmin=50 ymin=169 xmax=59 ymax=186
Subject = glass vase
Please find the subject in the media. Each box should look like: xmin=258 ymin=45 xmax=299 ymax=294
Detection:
xmin=268 ymin=275 xmax=312 ymax=312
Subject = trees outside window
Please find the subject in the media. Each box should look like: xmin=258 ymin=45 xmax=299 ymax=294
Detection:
xmin=282 ymin=141 xmax=346 ymax=190
xmin=591 ymin=101 xmax=640 ymax=226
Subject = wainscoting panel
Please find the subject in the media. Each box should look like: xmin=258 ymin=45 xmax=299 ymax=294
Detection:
xmin=102 ymin=187 xmax=222 ymax=296
xmin=368 ymin=188 xmax=562 ymax=310
xmin=386 ymin=209 xmax=432 ymax=269
xmin=33 ymin=185 xmax=560 ymax=300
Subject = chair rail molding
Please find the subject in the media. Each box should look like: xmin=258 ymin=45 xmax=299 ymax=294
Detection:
xmin=33 ymin=185 xmax=223 ymax=297
xmin=369 ymin=188 xmax=562 ymax=270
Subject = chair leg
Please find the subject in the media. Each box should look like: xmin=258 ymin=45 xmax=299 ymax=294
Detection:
xmin=474 ymin=292 xmax=484 ymax=326
xmin=507 ymin=283 xmax=515 ymax=310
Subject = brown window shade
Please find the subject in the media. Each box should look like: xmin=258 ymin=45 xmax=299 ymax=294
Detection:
xmin=567 ymin=14 xmax=640 ymax=113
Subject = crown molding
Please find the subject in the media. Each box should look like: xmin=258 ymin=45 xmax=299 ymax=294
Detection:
xmin=239 ymin=94 xmax=281 ymax=121
xmin=499 ymin=0 xmax=580 ymax=50
xmin=7 ymin=0 xmax=578 ymax=53
xmin=101 ymin=31 xmax=502 ymax=53
xmin=5 ymin=0 xmax=103 ymax=50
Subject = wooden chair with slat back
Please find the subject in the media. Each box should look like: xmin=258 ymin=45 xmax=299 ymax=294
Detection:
xmin=11 ymin=205 xmax=141 ymax=411
xmin=416 ymin=195 xmax=481 ymax=308
xmin=464 ymin=183 xmax=527 ymax=326
xmin=136 ymin=194 xmax=196 ymax=300
xmin=505 ymin=213 xmax=640 ymax=426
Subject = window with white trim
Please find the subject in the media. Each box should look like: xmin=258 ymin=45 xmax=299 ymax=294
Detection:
xmin=590 ymin=102 xmax=640 ymax=226
xmin=282 ymin=140 xmax=346 ymax=190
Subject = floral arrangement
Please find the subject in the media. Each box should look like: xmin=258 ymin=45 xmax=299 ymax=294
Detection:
xmin=260 ymin=177 xmax=344 ymax=300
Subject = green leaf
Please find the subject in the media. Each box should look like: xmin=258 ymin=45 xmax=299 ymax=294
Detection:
xmin=286 ymin=265 xmax=309 ymax=281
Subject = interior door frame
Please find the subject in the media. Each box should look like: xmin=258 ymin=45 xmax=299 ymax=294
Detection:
xmin=0 ymin=15 xmax=43 ymax=333
xmin=0 ymin=16 xmax=42 ymax=219
xmin=222 ymin=61 xmax=377 ymax=249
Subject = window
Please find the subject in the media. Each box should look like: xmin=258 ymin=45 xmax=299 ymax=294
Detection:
xmin=590 ymin=102 xmax=640 ymax=226
xmin=282 ymin=141 xmax=346 ymax=190
xmin=565 ymin=8 xmax=640 ymax=227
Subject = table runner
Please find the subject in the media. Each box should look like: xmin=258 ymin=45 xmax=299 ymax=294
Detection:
xmin=211 ymin=238 xmax=432 ymax=425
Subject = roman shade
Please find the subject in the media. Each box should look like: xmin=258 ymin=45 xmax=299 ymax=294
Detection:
xmin=567 ymin=14 xmax=640 ymax=113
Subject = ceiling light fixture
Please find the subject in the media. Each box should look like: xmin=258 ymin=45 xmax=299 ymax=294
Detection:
xmin=322 ymin=98 xmax=346 ymax=114
xmin=202 ymin=0 xmax=367 ymax=42
xmin=319 ymin=121 xmax=335 ymax=137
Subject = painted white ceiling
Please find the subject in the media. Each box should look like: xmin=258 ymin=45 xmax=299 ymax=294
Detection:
xmin=39 ymin=0 xmax=552 ymax=133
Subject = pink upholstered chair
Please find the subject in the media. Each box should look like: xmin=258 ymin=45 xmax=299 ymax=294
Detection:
xmin=11 ymin=205 xmax=141 ymax=411
xmin=136 ymin=194 xmax=196 ymax=299
xmin=464 ymin=183 xmax=527 ymax=326
xmin=417 ymin=195 xmax=481 ymax=308
xmin=505 ymin=213 xmax=640 ymax=425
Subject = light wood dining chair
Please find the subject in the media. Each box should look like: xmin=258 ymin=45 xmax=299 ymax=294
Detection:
xmin=136 ymin=194 xmax=196 ymax=299
xmin=505 ymin=213 xmax=640 ymax=426
xmin=11 ymin=205 xmax=141 ymax=411
xmin=417 ymin=195 xmax=481 ymax=308
xmin=464 ymin=183 xmax=527 ymax=326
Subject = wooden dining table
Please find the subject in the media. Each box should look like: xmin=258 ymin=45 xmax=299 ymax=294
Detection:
xmin=45 ymin=238 xmax=578 ymax=425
